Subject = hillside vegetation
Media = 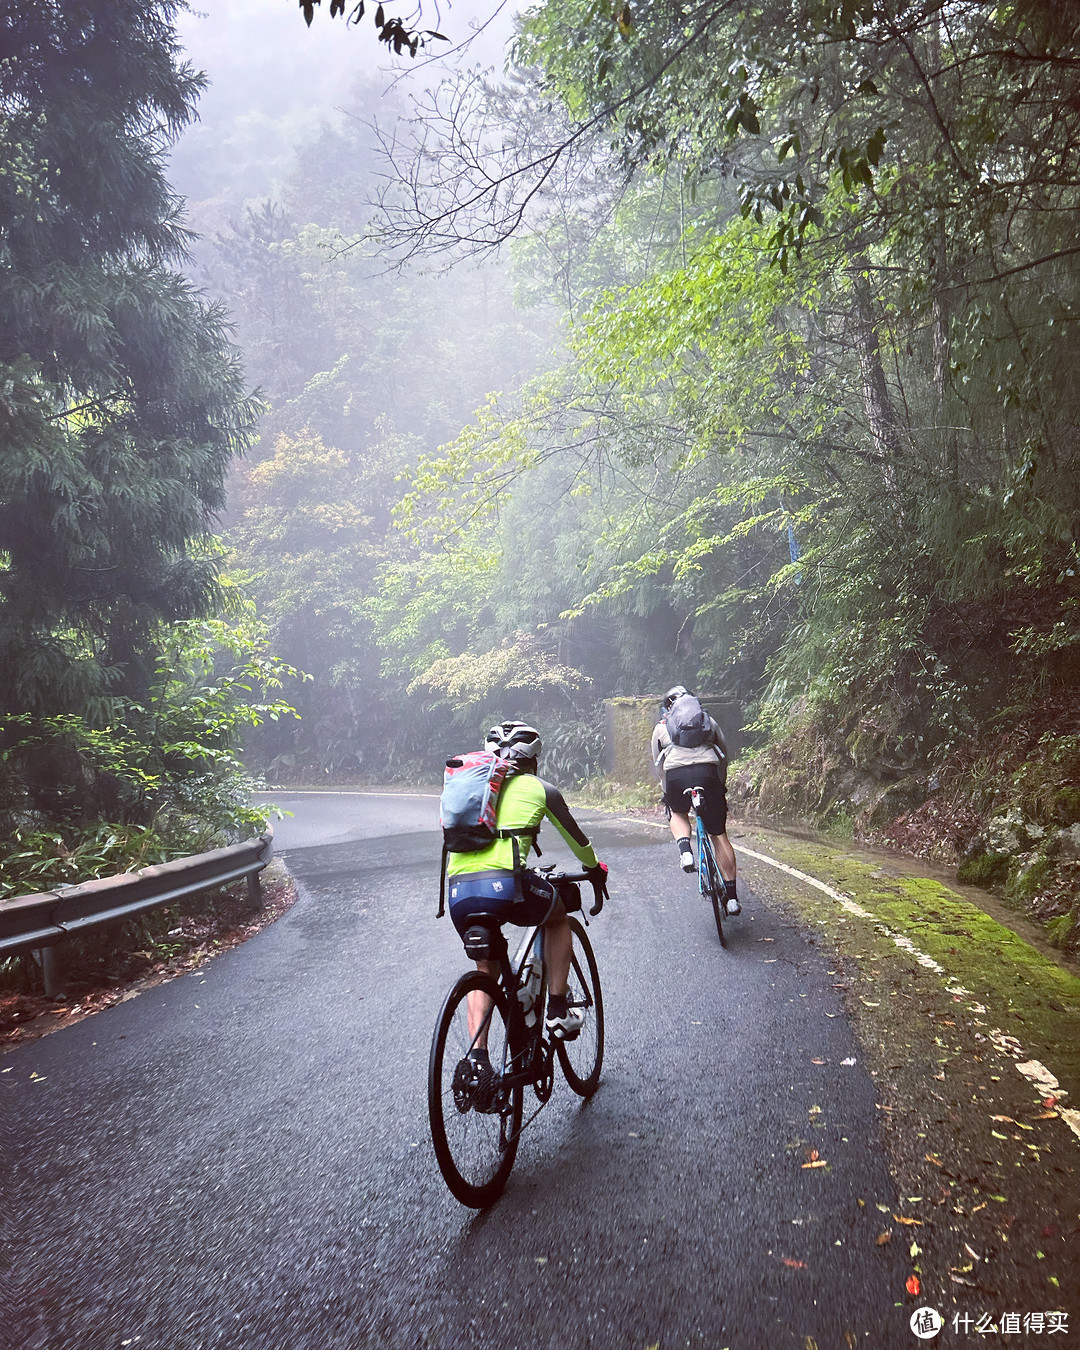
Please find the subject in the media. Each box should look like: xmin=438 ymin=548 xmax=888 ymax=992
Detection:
xmin=3 ymin=2 xmax=1078 ymax=953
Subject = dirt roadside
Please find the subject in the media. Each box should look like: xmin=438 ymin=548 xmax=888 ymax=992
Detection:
xmin=730 ymin=822 xmax=1080 ymax=1329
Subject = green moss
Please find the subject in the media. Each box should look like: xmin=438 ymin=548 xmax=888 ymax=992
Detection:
xmin=1006 ymin=853 xmax=1052 ymax=902
xmin=1046 ymin=914 xmax=1076 ymax=948
xmin=741 ymin=829 xmax=1080 ymax=1100
xmin=957 ymin=852 xmax=1009 ymax=885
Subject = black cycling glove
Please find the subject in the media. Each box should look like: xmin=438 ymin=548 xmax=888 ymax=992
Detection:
xmin=585 ymin=862 xmax=609 ymax=914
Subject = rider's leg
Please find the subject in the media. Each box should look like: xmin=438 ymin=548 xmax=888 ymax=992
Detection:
xmin=668 ymin=809 xmax=691 ymax=842
xmin=542 ymin=900 xmax=584 ymax=1039
xmin=542 ymin=902 xmax=571 ymax=997
xmin=712 ymin=831 xmax=741 ymax=914
xmin=712 ymin=831 xmax=737 ymax=883
xmin=467 ymin=958 xmax=499 ymax=1047
xmin=669 ymin=809 xmax=696 ymax=870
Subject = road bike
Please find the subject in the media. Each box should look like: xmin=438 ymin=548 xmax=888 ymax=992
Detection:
xmin=690 ymin=785 xmax=727 ymax=947
xmin=428 ymin=867 xmax=605 ymax=1208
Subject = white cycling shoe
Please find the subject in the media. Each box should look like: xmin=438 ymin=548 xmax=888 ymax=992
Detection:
xmin=679 ymin=851 xmax=697 ymax=873
xmin=545 ymin=1006 xmax=585 ymax=1041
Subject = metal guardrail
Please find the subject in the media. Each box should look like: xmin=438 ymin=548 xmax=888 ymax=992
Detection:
xmin=0 ymin=828 xmax=274 ymax=995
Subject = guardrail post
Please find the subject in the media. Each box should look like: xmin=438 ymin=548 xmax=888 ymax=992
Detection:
xmin=246 ymin=870 xmax=263 ymax=911
xmin=37 ymin=945 xmax=64 ymax=999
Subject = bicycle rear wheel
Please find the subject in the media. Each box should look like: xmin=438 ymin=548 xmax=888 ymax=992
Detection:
xmin=556 ymin=917 xmax=604 ymax=1097
xmin=428 ymin=971 xmax=523 ymax=1207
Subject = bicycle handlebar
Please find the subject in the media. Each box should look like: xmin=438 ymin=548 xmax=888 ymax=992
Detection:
xmin=538 ymin=862 xmax=608 ymax=916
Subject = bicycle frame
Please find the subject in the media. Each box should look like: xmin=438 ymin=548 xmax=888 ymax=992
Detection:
xmin=690 ymin=786 xmax=726 ymax=945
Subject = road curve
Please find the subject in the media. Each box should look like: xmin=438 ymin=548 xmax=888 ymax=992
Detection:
xmin=7 ymin=793 xmax=910 ymax=1350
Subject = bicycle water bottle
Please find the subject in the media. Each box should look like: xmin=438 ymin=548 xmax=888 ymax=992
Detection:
xmin=517 ymin=936 xmax=543 ymax=1027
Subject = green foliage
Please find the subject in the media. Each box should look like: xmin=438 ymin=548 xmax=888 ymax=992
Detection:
xmin=1 ymin=1 xmax=260 ymax=719
xmin=0 ymin=610 xmax=300 ymax=897
xmin=957 ymin=853 xmax=1010 ymax=887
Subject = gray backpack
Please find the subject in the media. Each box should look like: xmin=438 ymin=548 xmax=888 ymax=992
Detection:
xmin=663 ymin=693 xmax=710 ymax=748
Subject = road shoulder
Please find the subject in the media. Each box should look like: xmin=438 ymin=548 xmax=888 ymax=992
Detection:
xmin=732 ymin=824 xmax=1080 ymax=1322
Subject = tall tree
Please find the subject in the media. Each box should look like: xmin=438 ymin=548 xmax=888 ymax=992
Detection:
xmin=0 ymin=0 xmax=262 ymax=838
xmin=0 ymin=0 xmax=259 ymax=719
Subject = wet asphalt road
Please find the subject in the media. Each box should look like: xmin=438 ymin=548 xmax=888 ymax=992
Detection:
xmin=7 ymin=793 xmax=912 ymax=1350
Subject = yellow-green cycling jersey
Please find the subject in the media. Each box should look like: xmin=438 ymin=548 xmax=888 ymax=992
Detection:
xmin=445 ymin=772 xmax=598 ymax=878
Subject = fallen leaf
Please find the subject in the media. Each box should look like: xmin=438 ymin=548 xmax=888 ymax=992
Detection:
xmin=990 ymin=1115 xmax=1015 ymax=1124
xmin=964 ymin=1243 xmax=981 ymax=1262
xmin=971 ymin=1202 xmax=987 ymax=1214
xmin=876 ymin=1231 xmax=893 ymax=1245
xmin=535 ymin=1256 xmax=547 ymax=1266
xmin=781 ymin=1257 xmax=808 ymax=1269
xmin=1033 ymin=1111 xmax=1058 ymax=1119
xmin=924 ymin=1153 xmax=943 ymax=1167
xmin=893 ymin=1215 xmax=923 ymax=1226
xmin=841 ymin=1056 xmax=856 ymax=1066
xmin=802 ymin=1160 xmax=828 ymax=1169
xmin=950 ymin=1274 xmax=977 ymax=1287
xmin=811 ymin=1058 xmax=826 ymax=1065
xmin=906 ymin=1275 xmax=921 ymax=1297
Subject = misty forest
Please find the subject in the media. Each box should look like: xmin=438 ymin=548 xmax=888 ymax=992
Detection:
xmin=2 ymin=0 xmax=1080 ymax=952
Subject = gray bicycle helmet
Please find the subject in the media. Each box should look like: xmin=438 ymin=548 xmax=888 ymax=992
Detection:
xmin=484 ymin=720 xmax=542 ymax=763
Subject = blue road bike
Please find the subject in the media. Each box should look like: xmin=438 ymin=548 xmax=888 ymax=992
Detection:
xmin=690 ymin=785 xmax=726 ymax=947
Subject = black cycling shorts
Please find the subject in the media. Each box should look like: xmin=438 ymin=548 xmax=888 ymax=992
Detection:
xmin=448 ymin=869 xmax=557 ymax=938
xmin=663 ymin=762 xmax=728 ymax=835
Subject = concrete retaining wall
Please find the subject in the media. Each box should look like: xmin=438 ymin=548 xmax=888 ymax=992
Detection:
xmin=603 ymin=697 xmax=742 ymax=785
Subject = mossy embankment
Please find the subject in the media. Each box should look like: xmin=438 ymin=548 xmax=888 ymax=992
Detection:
xmin=739 ymin=826 xmax=1080 ymax=1103
xmin=736 ymin=690 xmax=1080 ymax=959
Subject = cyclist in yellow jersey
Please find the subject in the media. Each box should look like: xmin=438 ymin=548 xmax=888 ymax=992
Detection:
xmin=446 ymin=721 xmax=607 ymax=1042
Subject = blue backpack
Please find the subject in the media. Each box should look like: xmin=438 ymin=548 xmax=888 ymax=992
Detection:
xmin=437 ymin=751 xmax=538 ymax=915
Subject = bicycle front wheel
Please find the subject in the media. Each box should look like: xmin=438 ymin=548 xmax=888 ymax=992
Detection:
xmin=709 ymin=871 xmax=727 ymax=946
xmin=556 ymin=917 xmax=604 ymax=1097
xmin=428 ymin=971 xmax=523 ymax=1207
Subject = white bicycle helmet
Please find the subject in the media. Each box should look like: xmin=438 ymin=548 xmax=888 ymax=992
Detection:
xmin=484 ymin=720 xmax=542 ymax=763
xmin=661 ymin=685 xmax=691 ymax=710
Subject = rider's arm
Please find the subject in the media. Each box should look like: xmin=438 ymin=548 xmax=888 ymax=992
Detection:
xmin=651 ymin=723 xmax=668 ymax=777
xmin=538 ymin=779 xmax=599 ymax=869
